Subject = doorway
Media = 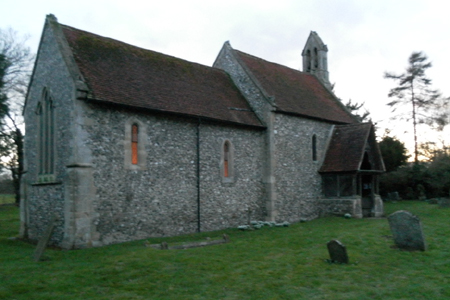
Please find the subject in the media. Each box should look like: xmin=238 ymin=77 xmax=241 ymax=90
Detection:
xmin=361 ymin=175 xmax=374 ymax=217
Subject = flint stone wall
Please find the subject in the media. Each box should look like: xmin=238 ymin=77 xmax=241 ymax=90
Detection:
xmin=80 ymin=102 xmax=266 ymax=246
xmin=273 ymin=114 xmax=332 ymax=222
xmin=21 ymin=22 xmax=75 ymax=245
xmin=213 ymin=43 xmax=273 ymax=124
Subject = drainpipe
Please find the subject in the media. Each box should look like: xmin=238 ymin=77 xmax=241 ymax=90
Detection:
xmin=196 ymin=118 xmax=201 ymax=232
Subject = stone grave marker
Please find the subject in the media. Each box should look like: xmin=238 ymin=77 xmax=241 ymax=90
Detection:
xmin=388 ymin=192 xmax=400 ymax=201
xmin=388 ymin=210 xmax=426 ymax=251
xmin=33 ymin=214 xmax=59 ymax=262
xmin=327 ymin=239 xmax=349 ymax=264
xmin=438 ymin=198 xmax=450 ymax=208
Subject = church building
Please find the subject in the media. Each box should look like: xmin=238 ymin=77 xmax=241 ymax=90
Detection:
xmin=20 ymin=15 xmax=385 ymax=249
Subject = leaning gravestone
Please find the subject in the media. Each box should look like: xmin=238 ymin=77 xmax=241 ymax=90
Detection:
xmin=33 ymin=214 xmax=59 ymax=262
xmin=327 ymin=239 xmax=349 ymax=264
xmin=388 ymin=210 xmax=426 ymax=251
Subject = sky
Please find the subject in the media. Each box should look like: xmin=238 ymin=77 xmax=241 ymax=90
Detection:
xmin=1 ymin=0 xmax=449 ymax=157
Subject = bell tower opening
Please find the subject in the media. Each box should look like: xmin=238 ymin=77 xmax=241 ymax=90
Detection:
xmin=301 ymin=31 xmax=331 ymax=90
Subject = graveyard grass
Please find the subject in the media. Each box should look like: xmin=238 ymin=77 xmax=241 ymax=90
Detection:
xmin=1 ymin=201 xmax=450 ymax=299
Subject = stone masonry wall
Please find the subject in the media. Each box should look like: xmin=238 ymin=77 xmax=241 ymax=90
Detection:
xmin=214 ymin=42 xmax=278 ymax=222
xmin=80 ymin=102 xmax=266 ymax=246
xmin=273 ymin=114 xmax=333 ymax=222
xmin=213 ymin=43 xmax=272 ymax=125
xmin=22 ymin=22 xmax=76 ymax=245
xmin=199 ymin=123 xmax=266 ymax=231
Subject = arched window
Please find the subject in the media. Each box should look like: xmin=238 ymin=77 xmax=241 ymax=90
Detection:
xmin=131 ymin=124 xmax=139 ymax=165
xmin=314 ymin=47 xmax=319 ymax=68
xmin=306 ymin=49 xmax=311 ymax=71
xmin=312 ymin=134 xmax=317 ymax=161
xmin=124 ymin=119 xmax=147 ymax=170
xmin=221 ymin=140 xmax=234 ymax=183
xmin=37 ymin=88 xmax=55 ymax=180
xmin=223 ymin=141 xmax=230 ymax=177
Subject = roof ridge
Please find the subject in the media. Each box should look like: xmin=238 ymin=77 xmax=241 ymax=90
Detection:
xmin=234 ymin=49 xmax=308 ymax=75
xmin=60 ymin=23 xmax=227 ymax=74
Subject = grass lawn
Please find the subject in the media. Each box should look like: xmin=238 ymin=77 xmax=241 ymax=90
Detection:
xmin=1 ymin=201 xmax=450 ymax=299
xmin=0 ymin=194 xmax=15 ymax=205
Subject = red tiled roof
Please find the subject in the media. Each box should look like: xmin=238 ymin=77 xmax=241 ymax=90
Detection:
xmin=60 ymin=25 xmax=263 ymax=128
xmin=234 ymin=51 xmax=356 ymax=124
xmin=319 ymin=123 xmax=385 ymax=173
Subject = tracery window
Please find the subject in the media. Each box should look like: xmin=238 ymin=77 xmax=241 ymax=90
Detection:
xmin=37 ymin=88 xmax=55 ymax=181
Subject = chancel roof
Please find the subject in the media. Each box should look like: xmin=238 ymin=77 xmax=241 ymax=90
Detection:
xmin=234 ymin=50 xmax=356 ymax=124
xmin=59 ymin=24 xmax=263 ymax=128
xmin=319 ymin=123 xmax=385 ymax=173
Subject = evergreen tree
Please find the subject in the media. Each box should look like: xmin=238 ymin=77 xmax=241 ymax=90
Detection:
xmin=344 ymin=99 xmax=371 ymax=123
xmin=384 ymin=52 xmax=449 ymax=163
xmin=378 ymin=134 xmax=409 ymax=172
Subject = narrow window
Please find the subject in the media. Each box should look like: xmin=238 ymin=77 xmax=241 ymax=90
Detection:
xmin=38 ymin=88 xmax=55 ymax=179
xmin=306 ymin=49 xmax=311 ymax=71
xmin=131 ymin=124 xmax=139 ymax=165
xmin=223 ymin=141 xmax=230 ymax=177
xmin=312 ymin=134 xmax=317 ymax=161
xmin=124 ymin=119 xmax=147 ymax=170
xmin=314 ymin=47 xmax=319 ymax=68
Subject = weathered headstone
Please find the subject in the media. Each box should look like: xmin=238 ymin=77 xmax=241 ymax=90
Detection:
xmin=327 ymin=239 xmax=349 ymax=264
xmin=160 ymin=241 xmax=168 ymax=250
xmin=438 ymin=198 xmax=450 ymax=208
xmin=388 ymin=210 xmax=426 ymax=251
xmin=388 ymin=192 xmax=400 ymax=201
xmin=33 ymin=214 xmax=59 ymax=261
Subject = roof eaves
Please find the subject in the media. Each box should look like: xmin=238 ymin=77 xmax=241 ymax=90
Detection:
xmin=80 ymin=97 xmax=266 ymax=129
xmin=274 ymin=109 xmax=353 ymax=125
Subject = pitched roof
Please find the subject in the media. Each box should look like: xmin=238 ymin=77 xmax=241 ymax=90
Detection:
xmin=319 ymin=123 xmax=385 ymax=173
xmin=234 ymin=50 xmax=356 ymax=124
xmin=301 ymin=31 xmax=328 ymax=55
xmin=59 ymin=24 xmax=263 ymax=128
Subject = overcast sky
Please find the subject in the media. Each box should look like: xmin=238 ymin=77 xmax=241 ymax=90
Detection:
xmin=2 ymin=0 xmax=449 ymax=155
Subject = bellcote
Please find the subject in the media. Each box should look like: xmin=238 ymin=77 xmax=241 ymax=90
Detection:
xmin=302 ymin=31 xmax=332 ymax=90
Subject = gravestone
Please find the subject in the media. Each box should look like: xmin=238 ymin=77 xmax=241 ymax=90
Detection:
xmin=438 ymin=198 xmax=450 ymax=208
xmin=388 ymin=210 xmax=426 ymax=251
xmin=388 ymin=192 xmax=400 ymax=201
xmin=327 ymin=239 xmax=349 ymax=264
xmin=33 ymin=214 xmax=59 ymax=261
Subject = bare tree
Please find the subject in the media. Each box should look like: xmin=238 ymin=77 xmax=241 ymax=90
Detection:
xmin=384 ymin=51 xmax=449 ymax=164
xmin=0 ymin=27 xmax=34 ymax=205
